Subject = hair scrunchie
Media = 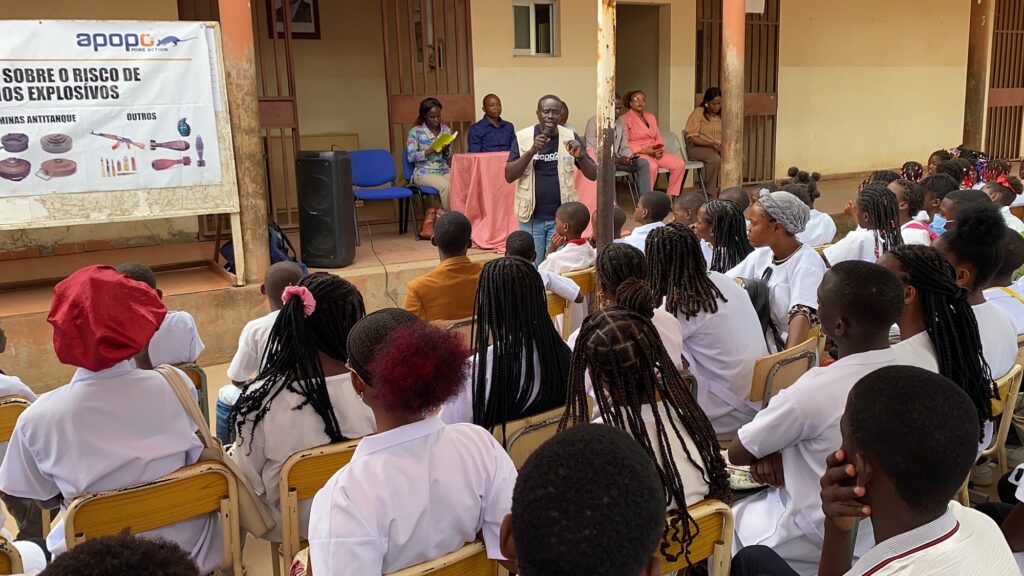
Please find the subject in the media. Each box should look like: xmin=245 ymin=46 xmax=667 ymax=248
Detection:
xmin=282 ymin=285 xmax=317 ymax=317
xmin=758 ymin=190 xmax=810 ymax=235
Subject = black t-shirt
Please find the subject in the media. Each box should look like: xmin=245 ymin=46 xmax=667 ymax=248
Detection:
xmin=507 ymin=125 xmax=591 ymax=221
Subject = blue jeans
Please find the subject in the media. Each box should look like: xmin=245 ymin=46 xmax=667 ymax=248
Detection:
xmin=520 ymin=219 xmax=556 ymax=267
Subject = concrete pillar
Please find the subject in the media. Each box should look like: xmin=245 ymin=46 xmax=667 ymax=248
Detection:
xmin=963 ymin=0 xmax=995 ymax=150
xmin=219 ymin=0 xmax=270 ymax=285
xmin=720 ymin=0 xmax=745 ymax=189
xmin=595 ymin=0 xmax=616 ymax=249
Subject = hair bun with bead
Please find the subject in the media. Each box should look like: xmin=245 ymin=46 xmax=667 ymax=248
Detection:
xmin=614 ymin=277 xmax=656 ymax=319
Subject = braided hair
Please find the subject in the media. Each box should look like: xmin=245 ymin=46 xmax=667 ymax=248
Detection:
xmin=900 ymin=161 xmax=925 ymax=182
xmin=232 ymin=272 xmax=366 ymax=448
xmin=886 ymin=246 xmax=995 ymax=437
xmin=702 ymin=200 xmax=753 ymax=272
xmin=560 ymin=307 xmax=731 ymax=562
xmin=595 ymin=243 xmax=656 ymax=318
xmin=646 ymin=223 xmax=726 ymax=319
xmin=856 ymin=183 xmax=904 ymax=255
xmin=988 ymin=159 xmax=1011 ymax=182
xmin=471 ymin=257 xmax=570 ymax=432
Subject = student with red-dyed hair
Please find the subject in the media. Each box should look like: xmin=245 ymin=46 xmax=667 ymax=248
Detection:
xmin=308 ymin=309 xmax=517 ymax=575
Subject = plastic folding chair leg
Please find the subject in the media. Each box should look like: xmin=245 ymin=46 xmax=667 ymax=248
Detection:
xmin=697 ymin=168 xmax=709 ymax=201
xmin=408 ymin=196 xmax=420 ymax=241
xmin=353 ymin=205 xmax=361 ymax=246
xmin=398 ymin=198 xmax=408 ymax=235
xmin=629 ymin=174 xmax=640 ymax=208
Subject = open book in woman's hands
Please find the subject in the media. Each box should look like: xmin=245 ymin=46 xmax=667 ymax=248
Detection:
xmin=430 ymin=131 xmax=458 ymax=152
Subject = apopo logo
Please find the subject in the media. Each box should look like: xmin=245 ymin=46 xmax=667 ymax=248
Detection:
xmin=75 ymin=32 xmax=195 ymax=53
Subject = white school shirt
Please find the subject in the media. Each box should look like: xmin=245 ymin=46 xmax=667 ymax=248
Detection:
xmin=727 ymin=244 xmax=826 ymax=353
xmin=228 ymin=372 xmax=376 ymax=542
xmin=1013 ymin=194 xmax=1024 ymax=207
xmin=440 ymin=345 xmax=545 ymax=426
xmin=984 ymin=287 xmax=1024 ymax=336
xmin=147 ymin=310 xmax=205 ymax=366
xmin=733 ymin=348 xmax=896 ymax=576
xmin=226 ymin=309 xmax=279 ymax=383
xmin=0 ymin=374 xmax=36 ymax=463
xmin=676 ymin=272 xmax=768 ymax=439
xmin=701 ymin=240 xmax=714 ymax=272
xmin=1002 ymin=206 xmax=1024 ymax=234
xmin=824 ymin=227 xmax=880 ymax=265
xmin=900 ymin=220 xmax=932 ymax=246
xmin=846 ymin=501 xmax=1017 ymax=576
xmin=894 ymin=331 xmax=994 ymax=454
xmin=796 ymin=209 xmax=837 ymax=247
xmin=973 ymin=300 xmax=1018 ymax=380
xmin=620 ymin=221 xmax=665 ymax=254
xmin=567 ymin=308 xmax=684 ymax=371
xmin=594 ymin=405 xmax=710 ymax=509
xmin=0 ymin=362 xmax=222 ymax=573
xmin=538 ymin=241 xmax=596 ymax=275
xmin=539 ymin=269 xmax=581 ymax=303
xmin=308 ymin=416 xmax=516 ymax=575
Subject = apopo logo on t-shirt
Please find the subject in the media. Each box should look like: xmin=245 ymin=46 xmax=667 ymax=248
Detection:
xmin=75 ymin=31 xmax=197 ymax=53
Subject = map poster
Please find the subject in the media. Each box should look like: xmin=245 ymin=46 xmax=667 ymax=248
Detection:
xmin=0 ymin=20 xmax=223 ymax=198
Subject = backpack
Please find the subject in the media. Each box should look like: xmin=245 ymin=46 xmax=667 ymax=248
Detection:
xmin=219 ymin=221 xmax=308 ymax=275
xmin=734 ymin=271 xmax=786 ymax=352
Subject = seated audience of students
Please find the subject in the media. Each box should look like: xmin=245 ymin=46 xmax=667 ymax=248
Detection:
xmin=0 ymin=324 xmax=42 ymax=543
xmin=647 ymin=223 xmax=768 ymax=439
xmin=694 ymin=199 xmax=754 ymax=273
xmin=116 ymin=262 xmax=205 ymax=366
xmin=919 ymin=172 xmax=961 ymax=234
xmin=562 ymin=305 xmax=730 ymax=535
xmin=900 ymin=159 xmax=925 ymax=182
xmin=729 ymin=261 xmax=903 ymax=575
xmin=440 ymin=257 xmax=570 ymax=429
xmin=728 ymin=190 xmax=826 ymax=352
xmin=983 ymin=231 xmax=1024 ymax=335
xmin=671 ymin=190 xmax=706 ymax=227
xmin=878 ymin=245 xmax=998 ymax=452
xmin=504 ymin=230 xmax=582 ymax=303
xmin=824 ymin=183 xmax=903 ymax=265
xmin=309 ymin=309 xmax=516 ymax=574
xmin=229 ymin=272 xmax=375 ymax=542
xmin=217 ymin=260 xmax=304 ymax=443
xmin=985 ymin=181 xmax=1024 ymax=233
xmin=620 ymin=191 xmax=670 ymax=253
xmin=0 ymin=265 xmax=222 ymax=573
xmin=404 ymin=211 xmax=482 ymax=322
xmin=538 ymin=201 xmax=596 ymax=274
xmin=933 ymin=201 xmax=1017 ymax=380
xmin=733 ymin=366 xmax=1018 ymax=575
xmin=786 ymin=167 xmax=834 ymax=247
xmin=567 ymin=243 xmax=684 ymax=372
xmin=887 ymin=178 xmax=933 ymax=245
xmin=500 ymin=424 xmax=667 ymax=576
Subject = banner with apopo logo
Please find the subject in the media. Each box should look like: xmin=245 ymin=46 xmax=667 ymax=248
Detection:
xmin=0 ymin=20 xmax=223 ymax=198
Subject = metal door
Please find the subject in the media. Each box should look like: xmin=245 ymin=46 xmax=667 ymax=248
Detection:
xmin=986 ymin=0 xmax=1024 ymax=160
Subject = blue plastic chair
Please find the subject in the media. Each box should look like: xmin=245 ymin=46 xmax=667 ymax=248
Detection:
xmin=400 ymin=150 xmax=441 ymax=241
xmin=348 ymin=149 xmax=416 ymax=245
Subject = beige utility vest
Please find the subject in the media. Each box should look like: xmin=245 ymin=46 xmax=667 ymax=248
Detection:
xmin=513 ymin=125 xmax=579 ymax=222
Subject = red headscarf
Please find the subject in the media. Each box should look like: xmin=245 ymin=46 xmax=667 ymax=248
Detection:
xmin=47 ymin=265 xmax=167 ymax=372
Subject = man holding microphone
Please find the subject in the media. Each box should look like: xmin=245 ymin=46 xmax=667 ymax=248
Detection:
xmin=505 ymin=94 xmax=597 ymax=265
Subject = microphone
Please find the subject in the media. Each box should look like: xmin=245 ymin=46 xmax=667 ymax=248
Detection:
xmin=543 ymin=126 xmax=557 ymax=139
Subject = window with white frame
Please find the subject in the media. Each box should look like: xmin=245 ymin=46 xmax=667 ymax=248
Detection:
xmin=513 ymin=1 xmax=556 ymax=56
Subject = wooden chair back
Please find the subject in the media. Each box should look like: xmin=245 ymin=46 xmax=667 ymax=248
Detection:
xmin=1016 ymin=334 xmax=1024 ymax=368
xmin=560 ymin=267 xmax=597 ymax=336
xmin=0 ymin=536 xmax=22 ymax=575
xmin=749 ymin=336 xmax=818 ymax=408
xmin=492 ymin=399 xmax=593 ymax=469
xmin=432 ymin=317 xmax=477 ymax=352
xmin=386 ymin=541 xmax=496 ymax=576
xmin=546 ymin=291 xmax=568 ymax=339
xmin=658 ymin=500 xmax=734 ymax=575
xmin=278 ymin=440 xmax=360 ymax=571
xmin=64 ymin=461 xmax=242 ymax=574
xmin=173 ymin=363 xmax=210 ymax=423
xmin=0 ymin=396 xmax=30 ymax=444
xmin=982 ymin=364 xmax=1024 ymax=476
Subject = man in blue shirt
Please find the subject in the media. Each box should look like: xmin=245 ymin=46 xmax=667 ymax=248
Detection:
xmin=467 ymin=94 xmax=515 ymax=153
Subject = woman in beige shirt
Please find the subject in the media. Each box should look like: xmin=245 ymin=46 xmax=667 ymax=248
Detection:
xmin=684 ymin=87 xmax=723 ymax=197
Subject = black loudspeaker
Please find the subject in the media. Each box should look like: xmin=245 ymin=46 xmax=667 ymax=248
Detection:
xmin=296 ymin=150 xmax=356 ymax=268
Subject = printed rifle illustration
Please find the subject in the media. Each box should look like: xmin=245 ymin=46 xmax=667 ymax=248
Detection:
xmin=90 ymin=131 xmax=145 ymax=150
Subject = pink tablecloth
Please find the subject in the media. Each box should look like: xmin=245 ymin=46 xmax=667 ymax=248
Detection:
xmin=449 ymin=152 xmax=598 ymax=252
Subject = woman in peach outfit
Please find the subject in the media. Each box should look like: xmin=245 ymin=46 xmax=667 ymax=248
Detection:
xmin=684 ymin=87 xmax=723 ymax=198
xmin=622 ymin=90 xmax=686 ymax=197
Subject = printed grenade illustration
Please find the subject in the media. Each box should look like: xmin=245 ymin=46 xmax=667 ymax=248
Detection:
xmin=178 ymin=118 xmax=192 ymax=137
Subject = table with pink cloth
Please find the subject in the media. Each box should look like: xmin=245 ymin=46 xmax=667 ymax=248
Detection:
xmin=448 ymin=151 xmax=597 ymax=252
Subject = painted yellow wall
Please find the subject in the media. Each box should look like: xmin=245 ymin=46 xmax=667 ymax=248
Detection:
xmin=0 ymin=0 xmax=198 ymax=254
xmin=617 ymin=4 xmax=661 ymax=115
xmin=775 ymin=0 xmax=970 ymax=175
xmin=471 ymin=0 xmax=694 ymax=138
